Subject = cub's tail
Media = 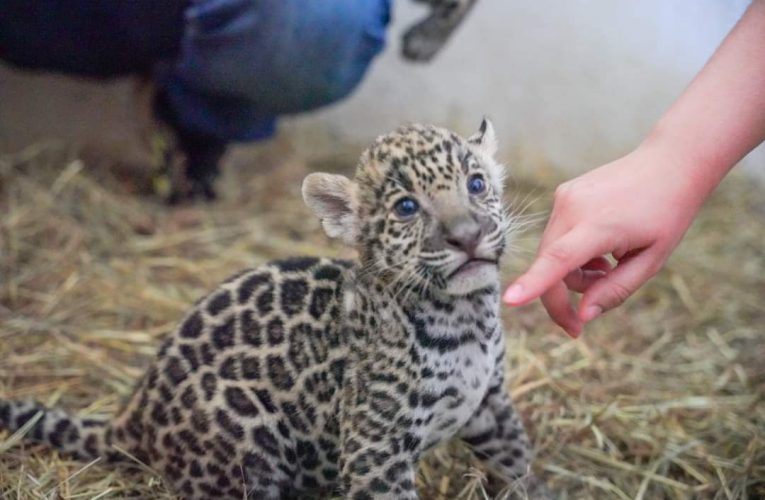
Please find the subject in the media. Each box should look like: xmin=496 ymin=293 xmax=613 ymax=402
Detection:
xmin=0 ymin=399 xmax=124 ymax=462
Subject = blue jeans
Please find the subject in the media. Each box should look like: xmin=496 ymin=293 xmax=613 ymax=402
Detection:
xmin=0 ymin=0 xmax=391 ymax=142
xmin=160 ymin=0 xmax=391 ymax=141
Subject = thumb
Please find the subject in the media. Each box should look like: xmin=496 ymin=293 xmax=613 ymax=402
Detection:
xmin=578 ymin=248 xmax=663 ymax=321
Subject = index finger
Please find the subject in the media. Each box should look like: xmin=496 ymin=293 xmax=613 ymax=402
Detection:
xmin=503 ymin=225 xmax=616 ymax=306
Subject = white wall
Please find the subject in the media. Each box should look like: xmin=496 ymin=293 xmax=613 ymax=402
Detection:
xmin=289 ymin=0 xmax=764 ymax=179
xmin=1 ymin=0 xmax=762 ymax=180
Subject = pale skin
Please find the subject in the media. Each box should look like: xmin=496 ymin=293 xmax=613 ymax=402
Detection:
xmin=503 ymin=0 xmax=765 ymax=337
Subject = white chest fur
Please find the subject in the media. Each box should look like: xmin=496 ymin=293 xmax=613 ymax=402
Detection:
xmin=412 ymin=294 xmax=502 ymax=450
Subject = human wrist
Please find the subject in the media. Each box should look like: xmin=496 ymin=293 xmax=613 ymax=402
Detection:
xmin=637 ymin=123 xmax=730 ymax=207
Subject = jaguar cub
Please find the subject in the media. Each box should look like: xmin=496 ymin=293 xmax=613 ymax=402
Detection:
xmin=0 ymin=121 xmax=548 ymax=499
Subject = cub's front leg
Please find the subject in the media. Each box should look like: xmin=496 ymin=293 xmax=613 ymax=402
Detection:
xmin=338 ymin=419 xmax=419 ymax=499
xmin=340 ymin=434 xmax=417 ymax=500
xmin=337 ymin=370 xmax=420 ymax=499
xmin=459 ymin=354 xmax=552 ymax=498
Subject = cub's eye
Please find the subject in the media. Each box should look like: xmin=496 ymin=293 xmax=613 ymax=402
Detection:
xmin=394 ymin=197 xmax=419 ymax=218
xmin=467 ymin=174 xmax=487 ymax=195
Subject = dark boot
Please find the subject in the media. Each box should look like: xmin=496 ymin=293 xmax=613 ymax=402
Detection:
xmin=154 ymin=89 xmax=228 ymax=204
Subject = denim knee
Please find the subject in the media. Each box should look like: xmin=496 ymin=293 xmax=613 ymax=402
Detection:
xmin=157 ymin=0 xmax=390 ymax=140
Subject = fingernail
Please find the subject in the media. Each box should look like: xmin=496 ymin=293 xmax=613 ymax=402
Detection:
xmin=566 ymin=321 xmax=583 ymax=339
xmin=503 ymin=284 xmax=524 ymax=304
xmin=582 ymin=305 xmax=602 ymax=322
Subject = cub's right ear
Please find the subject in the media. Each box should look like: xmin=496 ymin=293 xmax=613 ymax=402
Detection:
xmin=302 ymin=173 xmax=359 ymax=245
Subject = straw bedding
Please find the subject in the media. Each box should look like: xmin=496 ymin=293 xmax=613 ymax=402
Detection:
xmin=1 ymin=141 xmax=763 ymax=499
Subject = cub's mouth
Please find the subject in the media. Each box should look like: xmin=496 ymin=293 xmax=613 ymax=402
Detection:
xmin=448 ymin=258 xmax=498 ymax=278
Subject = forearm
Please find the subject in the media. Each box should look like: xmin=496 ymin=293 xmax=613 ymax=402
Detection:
xmin=641 ymin=0 xmax=765 ymax=200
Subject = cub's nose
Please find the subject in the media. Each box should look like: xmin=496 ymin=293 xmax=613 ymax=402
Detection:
xmin=444 ymin=219 xmax=484 ymax=255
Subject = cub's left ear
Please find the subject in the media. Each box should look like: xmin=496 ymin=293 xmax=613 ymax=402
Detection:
xmin=468 ymin=118 xmax=498 ymax=158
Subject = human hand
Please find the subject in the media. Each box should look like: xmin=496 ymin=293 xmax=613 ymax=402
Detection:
xmin=501 ymin=0 xmax=765 ymax=337
xmin=502 ymin=141 xmax=710 ymax=337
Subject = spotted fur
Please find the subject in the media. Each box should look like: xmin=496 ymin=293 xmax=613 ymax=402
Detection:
xmin=0 ymin=121 xmax=550 ymax=499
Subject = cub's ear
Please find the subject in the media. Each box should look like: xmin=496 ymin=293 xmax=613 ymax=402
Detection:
xmin=302 ymin=173 xmax=358 ymax=245
xmin=468 ymin=117 xmax=498 ymax=158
